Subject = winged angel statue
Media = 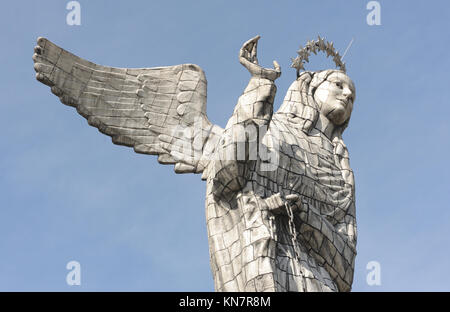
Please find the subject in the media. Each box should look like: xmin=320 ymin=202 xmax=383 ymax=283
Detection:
xmin=33 ymin=35 xmax=357 ymax=292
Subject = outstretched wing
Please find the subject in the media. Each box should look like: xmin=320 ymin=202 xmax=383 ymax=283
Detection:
xmin=33 ymin=37 xmax=223 ymax=176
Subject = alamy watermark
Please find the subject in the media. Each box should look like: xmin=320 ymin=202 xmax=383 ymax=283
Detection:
xmin=167 ymin=117 xmax=280 ymax=172
xmin=366 ymin=260 xmax=381 ymax=286
xmin=66 ymin=1 xmax=81 ymax=26
xmin=66 ymin=260 xmax=81 ymax=286
xmin=366 ymin=1 xmax=381 ymax=26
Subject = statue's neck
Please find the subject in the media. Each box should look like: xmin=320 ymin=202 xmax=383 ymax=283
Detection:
xmin=315 ymin=114 xmax=339 ymax=141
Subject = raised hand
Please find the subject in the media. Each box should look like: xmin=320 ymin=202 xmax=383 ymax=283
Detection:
xmin=239 ymin=35 xmax=281 ymax=81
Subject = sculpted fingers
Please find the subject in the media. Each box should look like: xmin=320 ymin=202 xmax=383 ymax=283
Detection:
xmin=239 ymin=36 xmax=262 ymax=74
xmin=250 ymin=38 xmax=258 ymax=64
xmin=285 ymin=194 xmax=299 ymax=203
xmin=238 ymin=36 xmax=281 ymax=81
xmin=273 ymin=60 xmax=281 ymax=74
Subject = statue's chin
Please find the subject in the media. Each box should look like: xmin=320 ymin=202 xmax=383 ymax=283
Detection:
xmin=328 ymin=110 xmax=347 ymax=126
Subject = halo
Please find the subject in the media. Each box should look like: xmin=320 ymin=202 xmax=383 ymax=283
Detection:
xmin=291 ymin=36 xmax=346 ymax=77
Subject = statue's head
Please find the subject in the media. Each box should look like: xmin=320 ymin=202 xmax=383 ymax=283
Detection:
xmin=312 ymin=70 xmax=355 ymax=127
xmin=277 ymin=69 xmax=356 ymax=136
xmin=281 ymin=37 xmax=356 ymax=136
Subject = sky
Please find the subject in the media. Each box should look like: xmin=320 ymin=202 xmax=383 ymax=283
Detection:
xmin=1 ymin=0 xmax=450 ymax=291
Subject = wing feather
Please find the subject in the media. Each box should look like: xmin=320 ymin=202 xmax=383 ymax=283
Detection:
xmin=33 ymin=37 xmax=223 ymax=175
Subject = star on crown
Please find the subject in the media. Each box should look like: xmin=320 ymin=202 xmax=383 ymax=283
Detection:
xmin=291 ymin=36 xmax=346 ymax=76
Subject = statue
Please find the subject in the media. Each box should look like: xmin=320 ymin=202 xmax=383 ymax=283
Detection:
xmin=33 ymin=35 xmax=357 ymax=292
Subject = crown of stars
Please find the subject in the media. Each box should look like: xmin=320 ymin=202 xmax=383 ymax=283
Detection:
xmin=291 ymin=36 xmax=346 ymax=75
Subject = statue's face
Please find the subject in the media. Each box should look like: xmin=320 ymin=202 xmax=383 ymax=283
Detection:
xmin=314 ymin=72 xmax=355 ymax=126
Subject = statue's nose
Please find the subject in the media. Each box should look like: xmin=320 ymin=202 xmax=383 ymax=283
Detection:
xmin=342 ymin=87 xmax=352 ymax=98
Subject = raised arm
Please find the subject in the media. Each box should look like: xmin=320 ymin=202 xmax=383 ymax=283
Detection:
xmin=210 ymin=36 xmax=281 ymax=199
xmin=229 ymin=35 xmax=281 ymax=127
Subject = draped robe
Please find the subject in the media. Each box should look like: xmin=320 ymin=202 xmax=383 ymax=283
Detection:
xmin=205 ymin=77 xmax=357 ymax=292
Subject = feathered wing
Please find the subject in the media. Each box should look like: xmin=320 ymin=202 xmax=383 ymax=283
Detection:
xmin=33 ymin=37 xmax=223 ymax=176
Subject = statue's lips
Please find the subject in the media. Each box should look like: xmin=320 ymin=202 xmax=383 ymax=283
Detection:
xmin=337 ymin=99 xmax=348 ymax=108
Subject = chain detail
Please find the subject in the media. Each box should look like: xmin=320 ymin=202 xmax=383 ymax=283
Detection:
xmin=268 ymin=214 xmax=277 ymax=241
xmin=285 ymin=201 xmax=307 ymax=291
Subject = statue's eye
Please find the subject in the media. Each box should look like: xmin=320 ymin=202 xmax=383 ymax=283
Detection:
xmin=334 ymin=81 xmax=343 ymax=88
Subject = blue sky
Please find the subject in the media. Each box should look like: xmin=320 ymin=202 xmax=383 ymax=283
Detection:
xmin=1 ymin=0 xmax=450 ymax=291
